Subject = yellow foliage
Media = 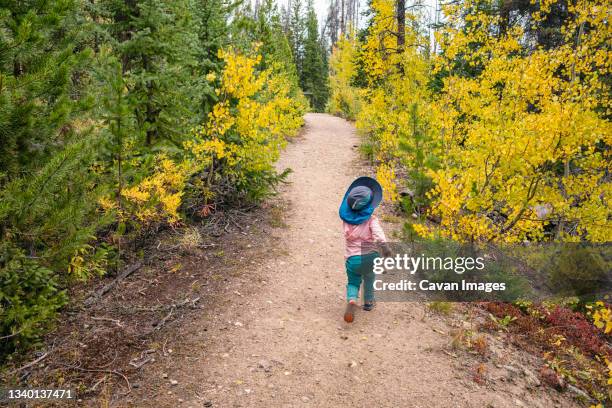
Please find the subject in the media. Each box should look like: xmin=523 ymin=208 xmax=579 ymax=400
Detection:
xmin=424 ymin=0 xmax=612 ymax=243
xmin=350 ymin=0 xmax=434 ymax=204
xmin=329 ymin=1 xmax=610 ymax=243
xmin=328 ymin=33 xmax=361 ymax=119
xmin=590 ymin=302 xmax=612 ymax=335
xmin=119 ymin=154 xmax=191 ymax=225
xmin=185 ymin=48 xmax=307 ymax=197
xmin=377 ymin=163 xmax=399 ymax=202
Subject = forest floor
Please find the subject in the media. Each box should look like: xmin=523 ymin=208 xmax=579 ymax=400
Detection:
xmin=5 ymin=114 xmax=585 ymax=407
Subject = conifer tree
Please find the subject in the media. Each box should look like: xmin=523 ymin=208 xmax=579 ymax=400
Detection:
xmin=0 ymin=0 xmax=89 ymax=180
xmin=287 ymin=0 xmax=305 ymax=78
xmin=254 ymin=0 xmax=301 ymax=91
xmin=97 ymin=0 xmax=202 ymax=148
xmin=193 ymin=0 xmax=230 ymax=116
xmin=301 ymin=1 xmax=329 ymax=111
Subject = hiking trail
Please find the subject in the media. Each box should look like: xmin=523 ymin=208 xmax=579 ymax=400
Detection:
xmin=125 ymin=113 xmax=577 ymax=408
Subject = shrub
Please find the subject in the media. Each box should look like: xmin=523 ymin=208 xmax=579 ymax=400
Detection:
xmin=545 ymin=306 xmax=610 ymax=358
xmin=428 ymin=301 xmax=454 ymax=315
xmin=328 ymin=35 xmax=361 ymax=120
xmin=183 ymin=48 xmax=306 ymax=210
xmin=0 ymin=242 xmax=67 ymax=359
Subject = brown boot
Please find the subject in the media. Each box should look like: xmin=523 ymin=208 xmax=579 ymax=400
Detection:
xmin=344 ymin=299 xmax=357 ymax=323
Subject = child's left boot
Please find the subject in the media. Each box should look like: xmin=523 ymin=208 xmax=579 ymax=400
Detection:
xmin=344 ymin=299 xmax=357 ymax=323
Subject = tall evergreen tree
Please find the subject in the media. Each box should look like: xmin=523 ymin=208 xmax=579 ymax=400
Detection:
xmin=287 ymin=0 xmax=305 ymax=78
xmin=97 ymin=0 xmax=202 ymax=148
xmin=0 ymin=0 xmax=90 ymax=180
xmin=254 ymin=0 xmax=300 ymax=91
xmin=301 ymin=0 xmax=329 ymax=111
xmin=194 ymin=0 xmax=230 ymax=116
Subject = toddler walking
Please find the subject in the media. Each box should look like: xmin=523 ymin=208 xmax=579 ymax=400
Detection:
xmin=339 ymin=177 xmax=390 ymax=323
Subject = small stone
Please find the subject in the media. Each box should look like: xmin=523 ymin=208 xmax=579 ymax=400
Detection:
xmin=178 ymin=398 xmax=184 ymax=403
xmin=245 ymin=389 xmax=251 ymax=394
xmin=567 ymin=384 xmax=589 ymax=400
xmin=349 ymin=360 xmax=358 ymax=368
xmin=162 ymin=373 xmax=168 ymax=378
xmin=284 ymin=371 xmax=291 ymax=375
xmin=522 ymin=367 xmax=541 ymax=387
xmin=301 ymin=396 xmax=310 ymax=403
xmin=502 ymin=365 xmax=521 ymax=377
xmin=258 ymin=360 xmax=271 ymax=372
xmin=235 ymin=322 xmax=243 ymax=327
xmin=170 ymin=379 xmax=178 ymax=386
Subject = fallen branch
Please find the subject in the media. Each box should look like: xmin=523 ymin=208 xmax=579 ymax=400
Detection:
xmin=134 ymin=297 xmax=201 ymax=338
xmin=87 ymin=376 xmax=107 ymax=393
xmin=0 ymin=327 xmax=25 ymax=340
xmin=59 ymin=363 xmax=131 ymax=393
xmin=128 ymin=356 xmax=152 ymax=369
xmin=154 ymin=307 xmax=174 ymax=332
xmin=91 ymin=316 xmax=124 ymax=328
xmin=110 ymin=296 xmax=200 ymax=314
xmin=128 ymin=348 xmax=156 ymax=369
xmin=84 ymin=262 xmax=143 ymax=306
xmin=10 ymin=352 xmax=50 ymax=374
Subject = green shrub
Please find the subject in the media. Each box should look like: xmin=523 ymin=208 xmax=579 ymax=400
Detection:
xmin=546 ymin=245 xmax=611 ymax=301
xmin=0 ymin=242 xmax=67 ymax=360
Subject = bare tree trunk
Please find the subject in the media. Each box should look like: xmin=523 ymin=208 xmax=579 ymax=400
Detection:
xmin=340 ymin=0 xmax=345 ymax=37
xmin=432 ymin=0 xmax=439 ymax=55
xmin=396 ymin=0 xmax=405 ymax=51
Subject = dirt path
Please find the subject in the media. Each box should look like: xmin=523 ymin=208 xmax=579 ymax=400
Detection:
xmin=126 ymin=113 xmax=578 ymax=408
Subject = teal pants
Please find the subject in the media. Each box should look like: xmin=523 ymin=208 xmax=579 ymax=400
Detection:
xmin=345 ymin=252 xmax=379 ymax=302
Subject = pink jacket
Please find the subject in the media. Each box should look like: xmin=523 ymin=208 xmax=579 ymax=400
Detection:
xmin=342 ymin=215 xmax=387 ymax=259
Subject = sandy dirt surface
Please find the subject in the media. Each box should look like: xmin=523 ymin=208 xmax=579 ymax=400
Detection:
xmin=122 ymin=113 xmax=580 ymax=408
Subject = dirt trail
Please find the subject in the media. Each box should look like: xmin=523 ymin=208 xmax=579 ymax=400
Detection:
xmin=127 ymin=113 xmax=577 ymax=408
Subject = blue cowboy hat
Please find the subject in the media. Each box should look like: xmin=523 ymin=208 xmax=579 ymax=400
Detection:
xmin=339 ymin=176 xmax=383 ymax=225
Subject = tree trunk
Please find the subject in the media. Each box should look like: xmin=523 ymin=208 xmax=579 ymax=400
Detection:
xmin=340 ymin=0 xmax=345 ymax=37
xmin=396 ymin=0 xmax=405 ymax=51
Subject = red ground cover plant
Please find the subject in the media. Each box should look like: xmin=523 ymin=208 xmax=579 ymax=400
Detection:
xmin=480 ymin=301 xmax=611 ymax=403
xmin=545 ymin=306 xmax=610 ymax=358
xmin=482 ymin=302 xmax=611 ymax=358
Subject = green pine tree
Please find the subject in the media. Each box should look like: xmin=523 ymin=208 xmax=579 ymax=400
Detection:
xmin=98 ymin=0 xmax=202 ymax=148
xmin=0 ymin=0 xmax=90 ymax=180
xmin=193 ymin=0 xmax=230 ymax=117
xmin=287 ymin=0 xmax=305 ymax=79
xmin=301 ymin=1 xmax=329 ymax=111
xmin=254 ymin=0 xmax=301 ymax=93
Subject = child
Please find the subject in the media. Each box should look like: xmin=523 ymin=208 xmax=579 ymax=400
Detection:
xmin=339 ymin=177 xmax=391 ymax=323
